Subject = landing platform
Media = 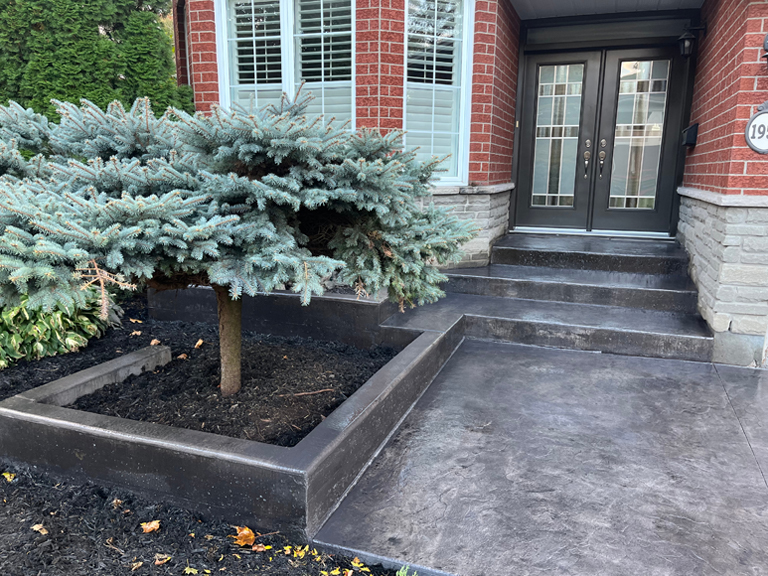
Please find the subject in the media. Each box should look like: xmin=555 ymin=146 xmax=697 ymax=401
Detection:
xmin=315 ymin=340 xmax=768 ymax=576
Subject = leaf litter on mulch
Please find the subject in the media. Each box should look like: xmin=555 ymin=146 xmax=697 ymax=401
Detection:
xmin=0 ymin=460 xmax=398 ymax=575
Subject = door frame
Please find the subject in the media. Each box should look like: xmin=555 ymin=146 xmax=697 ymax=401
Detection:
xmin=508 ymin=11 xmax=700 ymax=236
xmin=515 ymin=50 xmax=603 ymax=229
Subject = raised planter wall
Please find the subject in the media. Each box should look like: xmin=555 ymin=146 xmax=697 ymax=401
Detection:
xmin=0 ymin=291 xmax=463 ymax=539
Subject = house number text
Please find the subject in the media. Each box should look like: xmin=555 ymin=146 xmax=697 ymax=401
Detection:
xmin=745 ymin=101 xmax=768 ymax=154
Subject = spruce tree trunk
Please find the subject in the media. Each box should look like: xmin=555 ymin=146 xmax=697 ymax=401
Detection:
xmin=213 ymin=285 xmax=243 ymax=397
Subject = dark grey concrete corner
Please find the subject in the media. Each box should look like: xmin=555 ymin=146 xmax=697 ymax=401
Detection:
xmin=0 ymin=295 xmax=463 ymax=540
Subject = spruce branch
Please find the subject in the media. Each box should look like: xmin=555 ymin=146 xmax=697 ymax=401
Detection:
xmin=76 ymin=259 xmax=136 ymax=319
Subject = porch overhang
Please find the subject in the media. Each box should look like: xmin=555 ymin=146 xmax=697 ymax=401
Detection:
xmin=510 ymin=0 xmax=704 ymax=20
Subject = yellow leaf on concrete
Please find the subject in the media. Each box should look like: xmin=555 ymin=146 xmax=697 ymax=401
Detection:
xmin=140 ymin=520 xmax=160 ymax=533
xmin=228 ymin=526 xmax=255 ymax=547
xmin=31 ymin=524 xmax=48 ymax=535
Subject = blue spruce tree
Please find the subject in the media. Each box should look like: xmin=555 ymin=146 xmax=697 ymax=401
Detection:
xmin=0 ymin=94 xmax=477 ymax=395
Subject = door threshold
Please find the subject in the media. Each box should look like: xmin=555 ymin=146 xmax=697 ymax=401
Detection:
xmin=510 ymin=226 xmax=673 ymax=240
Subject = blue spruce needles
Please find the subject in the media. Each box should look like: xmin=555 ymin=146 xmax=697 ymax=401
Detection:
xmin=0 ymin=94 xmax=477 ymax=395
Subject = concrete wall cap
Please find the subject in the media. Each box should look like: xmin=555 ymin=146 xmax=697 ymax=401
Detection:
xmin=678 ymin=186 xmax=768 ymax=208
xmin=431 ymin=182 xmax=515 ymax=196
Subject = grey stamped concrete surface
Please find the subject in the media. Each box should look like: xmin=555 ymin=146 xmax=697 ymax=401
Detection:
xmin=315 ymin=341 xmax=768 ymax=576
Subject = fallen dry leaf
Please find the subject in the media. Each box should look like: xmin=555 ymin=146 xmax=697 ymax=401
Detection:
xmin=183 ymin=565 xmax=198 ymax=574
xmin=130 ymin=561 xmax=143 ymax=571
xmin=154 ymin=553 xmax=172 ymax=566
xmin=194 ymin=339 xmax=204 ymax=349
xmin=150 ymin=339 xmax=161 ymax=346
xmin=252 ymin=544 xmax=267 ymax=552
xmin=2 ymin=472 xmax=15 ymax=482
xmin=177 ymin=353 xmax=188 ymax=360
xmin=344 ymin=570 xmax=354 ymax=576
xmin=129 ymin=318 xmax=143 ymax=324
xmin=31 ymin=524 xmax=48 ymax=535
xmin=140 ymin=520 xmax=160 ymax=533
xmin=130 ymin=330 xmax=142 ymax=336
xmin=112 ymin=498 xmax=123 ymax=509
xmin=228 ymin=525 xmax=256 ymax=547
xmin=204 ymin=534 xmax=215 ymax=541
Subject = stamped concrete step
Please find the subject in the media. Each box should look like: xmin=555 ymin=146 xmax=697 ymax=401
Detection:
xmin=383 ymin=293 xmax=713 ymax=362
xmin=443 ymin=264 xmax=699 ymax=313
xmin=491 ymin=234 xmax=689 ymax=275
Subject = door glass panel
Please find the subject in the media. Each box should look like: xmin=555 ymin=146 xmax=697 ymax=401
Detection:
xmin=609 ymin=60 xmax=669 ymax=209
xmin=531 ymin=64 xmax=584 ymax=207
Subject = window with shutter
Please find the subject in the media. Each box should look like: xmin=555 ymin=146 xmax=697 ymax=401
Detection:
xmin=228 ymin=0 xmax=284 ymax=108
xmin=294 ymin=0 xmax=354 ymax=123
xmin=405 ymin=0 xmax=468 ymax=181
xmin=224 ymin=0 xmax=354 ymax=126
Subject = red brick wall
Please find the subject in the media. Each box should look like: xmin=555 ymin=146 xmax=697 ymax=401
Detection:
xmin=176 ymin=0 xmax=522 ymax=186
xmin=355 ymin=0 xmax=405 ymax=132
xmin=186 ymin=0 xmax=220 ymax=112
xmin=683 ymin=0 xmax=768 ymax=196
xmin=468 ymin=0 xmax=520 ymax=185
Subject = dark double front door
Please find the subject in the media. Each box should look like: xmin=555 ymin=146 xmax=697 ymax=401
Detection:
xmin=516 ymin=47 xmax=686 ymax=233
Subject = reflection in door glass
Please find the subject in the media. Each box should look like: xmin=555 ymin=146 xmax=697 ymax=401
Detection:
xmin=609 ymin=60 xmax=669 ymax=209
xmin=531 ymin=64 xmax=583 ymax=207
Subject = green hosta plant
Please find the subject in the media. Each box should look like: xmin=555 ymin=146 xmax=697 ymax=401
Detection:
xmin=0 ymin=291 xmax=116 ymax=369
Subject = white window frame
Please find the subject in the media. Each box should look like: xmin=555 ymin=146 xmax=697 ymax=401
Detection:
xmin=214 ymin=0 xmax=355 ymax=128
xmin=403 ymin=0 xmax=474 ymax=186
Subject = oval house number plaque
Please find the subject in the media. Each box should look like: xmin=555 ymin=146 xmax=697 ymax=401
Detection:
xmin=746 ymin=101 xmax=768 ymax=154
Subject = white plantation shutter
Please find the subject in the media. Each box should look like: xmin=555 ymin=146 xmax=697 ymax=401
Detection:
xmin=228 ymin=0 xmax=283 ymax=108
xmin=225 ymin=0 xmax=354 ymax=124
xmin=405 ymin=0 xmax=466 ymax=179
xmin=295 ymin=0 xmax=354 ymax=124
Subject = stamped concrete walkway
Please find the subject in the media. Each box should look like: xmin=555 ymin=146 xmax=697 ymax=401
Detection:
xmin=315 ymin=340 xmax=768 ymax=576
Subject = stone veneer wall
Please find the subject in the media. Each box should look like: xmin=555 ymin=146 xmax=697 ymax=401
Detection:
xmin=417 ymin=184 xmax=513 ymax=267
xmin=678 ymin=193 xmax=768 ymax=366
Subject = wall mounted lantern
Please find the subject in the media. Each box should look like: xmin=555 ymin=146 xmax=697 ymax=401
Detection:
xmin=678 ymin=24 xmax=707 ymax=58
xmin=763 ymin=34 xmax=768 ymax=71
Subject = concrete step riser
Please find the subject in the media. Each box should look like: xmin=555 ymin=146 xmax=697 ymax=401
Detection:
xmin=492 ymin=247 xmax=689 ymax=275
xmin=464 ymin=316 xmax=713 ymax=363
xmin=444 ymin=276 xmax=699 ymax=314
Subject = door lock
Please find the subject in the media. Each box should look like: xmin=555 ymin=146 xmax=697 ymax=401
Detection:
xmin=598 ymin=151 xmax=607 ymax=179
xmin=583 ymin=151 xmax=592 ymax=179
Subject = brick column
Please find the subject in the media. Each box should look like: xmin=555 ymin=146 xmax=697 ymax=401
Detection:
xmin=186 ymin=0 xmax=221 ymax=112
xmin=355 ymin=0 xmax=405 ymax=132
xmin=677 ymin=0 xmax=768 ymax=366
xmin=467 ymin=0 xmax=520 ymax=186
xmin=432 ymin=0 xmax=521 ymax=267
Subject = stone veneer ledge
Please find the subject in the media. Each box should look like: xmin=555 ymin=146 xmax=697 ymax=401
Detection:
xmin=422 ymin=183 xmax=513 ymax=267
xmin=677 ymin=189 xmax=768 ymax=367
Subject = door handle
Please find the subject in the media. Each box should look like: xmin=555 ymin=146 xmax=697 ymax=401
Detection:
xmin=583 ymin=151 xmax=592 ymax=179
xmin=598 ymin=151 xmax=606 ymax=179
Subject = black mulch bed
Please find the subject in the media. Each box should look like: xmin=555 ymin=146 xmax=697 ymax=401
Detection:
xmin=1 ymin=293 xmax=399 ymax=447
xmin=0 ymin=459 xmax=399 ymax=576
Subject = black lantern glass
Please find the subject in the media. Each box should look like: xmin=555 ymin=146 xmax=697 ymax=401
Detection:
xmin=678 ymin=30 xmax=696 ymax=57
